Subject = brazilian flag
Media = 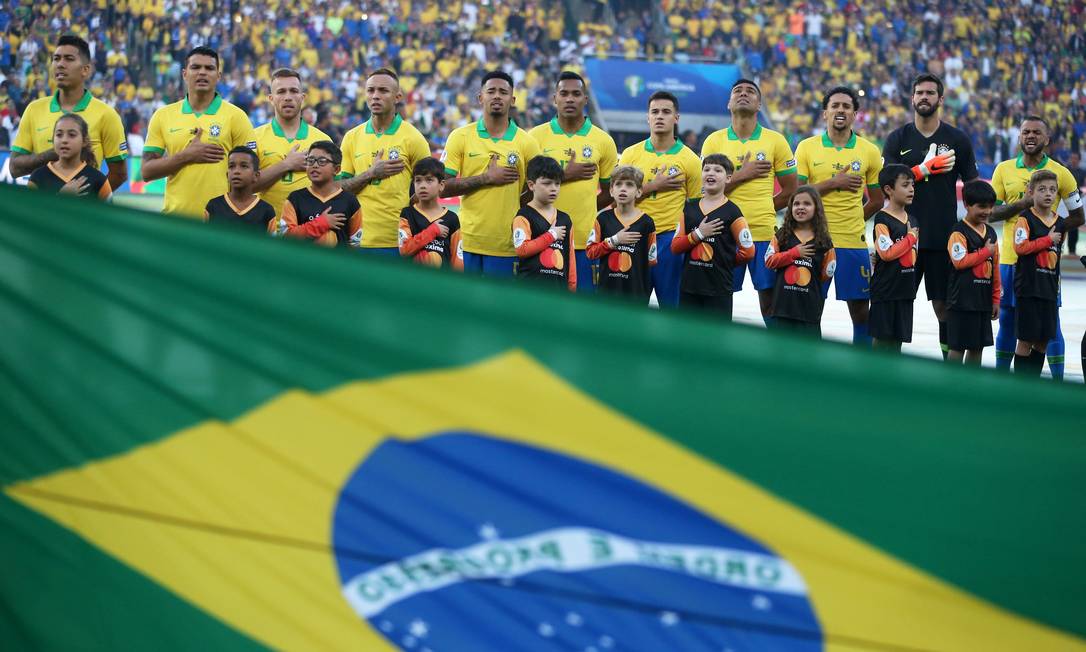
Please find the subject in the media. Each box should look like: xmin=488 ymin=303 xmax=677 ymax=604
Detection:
xmin=0 ymin=185 xmax=1083 ymax=651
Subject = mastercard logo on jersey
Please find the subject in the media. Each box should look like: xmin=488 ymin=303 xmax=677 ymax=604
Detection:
xmin=414 ymin=250 xmax=443 ymax=268
xmin=608 ymin=251 xmax=632 ymax=273
xmin=1038 ymin=250 xmax=1059 ymax=270
xmin=900 ymin=248 xmax=916 ymax=268
xmin=973 ymin=261 xmax=993 ymax=279
xmin=785 ymin=265 xmax=812 ymax=287
xmin=540 ymin=248 xmax=564 ymax=271
xmin=692 ymin=241 xmax=714 ymax=262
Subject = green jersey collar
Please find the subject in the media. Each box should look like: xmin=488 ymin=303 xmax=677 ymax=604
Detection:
xmin=643 ymin=138 xmax=685 ymax=156
xmin=726 ymin=123 xmax=763 ymax=142
xmin=181 ymin=93 xmax=224 ymax=116
xmin=49 ymin=89 xmax=92 ymax=113
xmin=365 ymin=114 xmax=403 ymax=136
xmin=271 ymin=118 xmax=310 ymax=142
xmin=476 ymin=118 xmax=518 ymax=142
xmin=821 ymin=131 xmax=857 ymax=149
xmin=549 ymin=116 xmax=592 ymax=137
xmin=1015 ymin=154 xmax=1050 ymax=170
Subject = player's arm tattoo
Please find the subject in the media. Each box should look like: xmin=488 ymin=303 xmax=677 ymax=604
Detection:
xmin=9 ymin=150 xmax=59 ymax=178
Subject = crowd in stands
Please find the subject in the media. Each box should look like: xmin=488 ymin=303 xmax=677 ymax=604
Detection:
xmin=2 ymin=0 xmax=1085 ymax=169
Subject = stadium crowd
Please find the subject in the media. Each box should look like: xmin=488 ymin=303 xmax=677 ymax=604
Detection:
xmin=2 ymin=0 xmax=1086 ymax=166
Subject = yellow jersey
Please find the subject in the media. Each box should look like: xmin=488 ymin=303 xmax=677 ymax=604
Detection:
xmin=795 ymin=132 xmax=882 ymax=249
xmin=441 ymin=120 xmax=540 ymax=256
xmin=618 ymin=139 xmax=702 ymax=233
xmin=253 ymin=118 xmax=330 ymax=219
xmin=700 ymin=124 xmax=796 ymax=241
xmin=144 ymin=94 xmax=257 ymax=218
xmin=12 ymin=89 xmax=127 ymax=165
xmin=528 ymin=117 xmax=617 ymax=249
xmin=338 ymin=115 xmax=431 ymax=248
xmin=992 ymin=155 xmax=1080 ymax=264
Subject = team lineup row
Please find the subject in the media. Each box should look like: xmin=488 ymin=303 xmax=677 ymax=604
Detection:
xmin=13 ymin=38 xmax=1085 ymax=378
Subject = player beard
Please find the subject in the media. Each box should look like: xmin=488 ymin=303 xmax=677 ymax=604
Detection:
xmin=913 ymin=102 xmax=937 ymax=118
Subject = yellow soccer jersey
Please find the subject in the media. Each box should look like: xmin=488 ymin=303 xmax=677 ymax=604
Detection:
xmin=441 ymin=120 xmax=540 ymax=256
xmin=796 ymin=132 xmax=882 ymax=249
xmin=992 ymin=155 xmax=1080 ymax=264
xmin=528 ymin=117 xmax=617 ymax=250
xmin=618 ymin=139 xmax=702 ymax=234
xmin=144 ymin=94 xmax=257 ymax=218
xmin=700 ymin=124 xmax=796 ymax=241
xmin=254 ymin=119 xmax=330 ymax=219
xmin=12 ymin=90 xmax=128 ymax=165
xmin=338 ymin=115 xmax=431 ymax=248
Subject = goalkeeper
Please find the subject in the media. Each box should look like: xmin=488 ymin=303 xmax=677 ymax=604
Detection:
xmin=882 ymin=73 xmax=979 ymax=359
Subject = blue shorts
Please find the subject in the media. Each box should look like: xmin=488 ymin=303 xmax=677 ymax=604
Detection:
xmin=827 ymin=247 xmax=872 ymax=301
xmin=361 ymin=246 xmax=400 ymax=256
xmin=462 ymin=252 xmax=517 ymax=277
xmin=733 ymin=240 xmax=776 ymax=292
xmin=652 ymin=230 xmax=682 ymax=307
xmin=1001 ymin=263 xmax=1062 ymax=308
xmin=575 ymin=250 xmax=596 ymax=294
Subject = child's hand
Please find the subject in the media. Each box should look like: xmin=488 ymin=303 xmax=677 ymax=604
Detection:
xmin=991 ymin=304 xmax=999 ymax=321
xmin=796 ymin=242 xmax=816 ymax=258
xmin=319 ymin=207 xmax=346 ymax=230
xmin=696 ymin=217 xmax=724 ymax=239
xmin=548 ymin=224 xmax=568 ymax=241
xmin=59 ymin=176 xmax=90 ymax=196
xmin=434 ymin=219 xmax=450 ymax=238
xmin=611 ymin=227 xmax=642 ymax=246
xmin=986 ymin=237 xmax=998 ymax=255
xmin=908 ymin=226 xmax=919 ymax=240
xmin=1051 ymin=231 xmax=1063 ymax=246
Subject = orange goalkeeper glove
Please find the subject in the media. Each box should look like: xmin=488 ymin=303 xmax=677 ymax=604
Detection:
xmin=913 ymin=143 xmax=956 ymax=180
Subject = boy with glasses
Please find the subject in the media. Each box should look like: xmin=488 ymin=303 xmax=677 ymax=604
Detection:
xmin=273 ymin=141 xmax=363 ymax=247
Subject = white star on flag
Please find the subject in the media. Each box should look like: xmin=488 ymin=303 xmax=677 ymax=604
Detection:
xmin=408 ymin=619 xmax=429 ymax=638
xmin=752 ymin=594 xmax=772 ymax=611
xmin=538 ymin=622 xmax=556 ymax=637
xmin=565 ymin=611 xmax=584 ymax=627
xmin=659 ymin=611 xmax=680 ymax=627
xmin=478 ymin=522 xmax=500 ymax=540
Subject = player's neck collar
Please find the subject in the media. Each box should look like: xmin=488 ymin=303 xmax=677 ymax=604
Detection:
xmin=476 ymin=118 xmax=517 ymax=142
xmin=644 ymin=138 xmax=683 ymax=155
xmin=727 ymin=122 xmax=762 ymax=142
xmin=1016 ymin=153 xmax=1049 ymax=170
xmin=366 ymin=114 xmax=402 ymax=136
xmin=821 ymin=131 xmax=857 ymax=150
xmin=272 ymin=117 xmax=309 ymax=141
xmin=182 ymin=93 xmax=223 ymax=116
xmin=49 ymin=89 xmax=92 ymax=114
xmin=549 ymin=116 xmax=592 ymax=137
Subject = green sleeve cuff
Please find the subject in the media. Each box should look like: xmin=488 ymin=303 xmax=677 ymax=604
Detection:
xmin=776 ymin=167 xmax=797 ymax=177
xmin=106 ymin=155 xmax=128 ymax=163
xmin=866 ymin=183 xmax=880 ymax=189
xmin=10 ymin=146 xmax=30 ymax=154
xmin=444 ymin=167 xmax=458 ymax=177
xmin=335 ymin=173 xmax=353 ymax=180
xmin=995 ymin=200 xmax=1005 ymax=206
xmin=797 ymin=175 xmax=809 ymax=183
xmin=142 ymin=146 xmax=165 ymax=155
xmin=599 ymin=177 xmax=611 ymax=183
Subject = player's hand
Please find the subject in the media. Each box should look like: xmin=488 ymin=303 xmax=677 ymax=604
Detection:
xmin=991 ymin=304 xmax=999 ymax=320
xmin=59 ymin=176 xmax=90 ymax=196
xmin=696 ymin=217 xmax=725 ymax=239
xmin=484 ymin=154 xmax=521 ymax=186
xmin=908 ymin=226 xmax=919 ymax=240
xmin=986 ymin=237 xmax=998 ymax=256
xmin=548 ymin=224 xmax=568 ymax=241
xmin=733 ymin=153 xmax=772 ymax=182
xmin=611 ymin=227 xmax=641 ymax=246
xmin=433 ymin=219 xmax=450 ymax=238
xmin=319 ymin=208 xmax=347 ymax=230
xmin=1050 ymin=231 xmax=1064 ymax=246
xmin=796 ymin=242 xmax=816 ymax=258
xmin=916 ymin=143 xmax=956 ymax=178
xmin=368 ymin=149 xmax=406 ymax=180
xmin=832 ymin=171 xmax=864 ymax=192
xmin=282 ymin=144 xmax=308 ymax=172
xmin=649 ymin=168 xmax=685 ymax=193
xmin=183 ymin=127 xmax=226 ymax=164
xmin=563 ymin=149 xmax=596 ymax=182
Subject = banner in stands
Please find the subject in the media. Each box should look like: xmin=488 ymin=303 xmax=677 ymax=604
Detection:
xmin=585 ymin=58 xmax=740 ymax=133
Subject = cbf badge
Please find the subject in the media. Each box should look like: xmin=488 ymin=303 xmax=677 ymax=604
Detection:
xmin=582 ymin=145 xmax=593 ymax=159
xmin=850 ymin=160 xmax=862 ymax=172
xmin=388 ymin=148 xmax=401 ymax=161
xmin=209 ymin=124 xmax=222 ymax=138
xmin=507 ymin=152 xmax=520 ymax=166
xmin=333 ymin=433 xmax=821 ymax=651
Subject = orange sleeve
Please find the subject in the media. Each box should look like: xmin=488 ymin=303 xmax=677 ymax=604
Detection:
xmin=991 ymin=245 xmax=1002 ymax=306
xmin=585 ymin=219 xmax=613 ymax=259
xmin=1013 ymin=217 xmax=1054 ymax=256
xmin=278 ymin=201 xmax=332 ymax=239
xmin=949 ymin=232 xmax=994 ymax=270
xmin=820 ymin=247 xmax=837 ymax=283
xmin=99 ymin=180 xmax=113 ymax=201
xmin=345 ymin=208 xmax=363 ymax=247
xmin=732 ymin=217 xmax=755 ymax=264
xmin=513 ymin=214 xmax=556 ymax=258
xmin=450 ymin=230 xmax=464 ymax=271
xmin=764 ymin=236 xmax=799 ymax=269
xmin=400 ymin=217 xmax=441 ymax=257
xmin=875 ymin=224 xmax=917 ymax=261
xmin=203 ymin=209 xmax=210 ymax=222
xmin=567 ymin=226 xmax=577 ymax=292
xmin=670 ymin=217 xmax=697 ymax=254
xmin=648 ymin=231 xmax=658 ymax=266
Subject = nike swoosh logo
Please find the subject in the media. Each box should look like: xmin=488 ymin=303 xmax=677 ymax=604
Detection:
xmin=468 ymin=152 xmax=482 ymax=157
xmin=899 ymin=149 xmax=911 ymax=156
xmin=812 ymin=162 xmax=823 ymax=167
xmin=263 ymin=151 xmax=276 ymax=156
xmin=169 ymin=127 xmax=186 ymax=133
xmin=542 ymin=148 xmax=555 ymax=153
xmin=36 ymin=126 xmax=49 ymax=132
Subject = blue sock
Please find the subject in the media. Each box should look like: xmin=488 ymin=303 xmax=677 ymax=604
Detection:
xmin=852 ymin=321 xmax=872 ymax=347
xmin=1047 ymin=312 xmax=1065 ymax=381
xmin=995 ymin=305 xmax=1015 ymax=370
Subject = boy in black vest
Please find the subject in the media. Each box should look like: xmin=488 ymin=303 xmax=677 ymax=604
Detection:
xmin=513 ymin=156 xmax=576 ymax=291
xmin=946 ymin=180 xmax=1001 ymax=365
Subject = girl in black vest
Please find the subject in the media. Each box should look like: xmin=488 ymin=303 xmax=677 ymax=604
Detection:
xmin=766 ymin=186 xmax=836 ymax=337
